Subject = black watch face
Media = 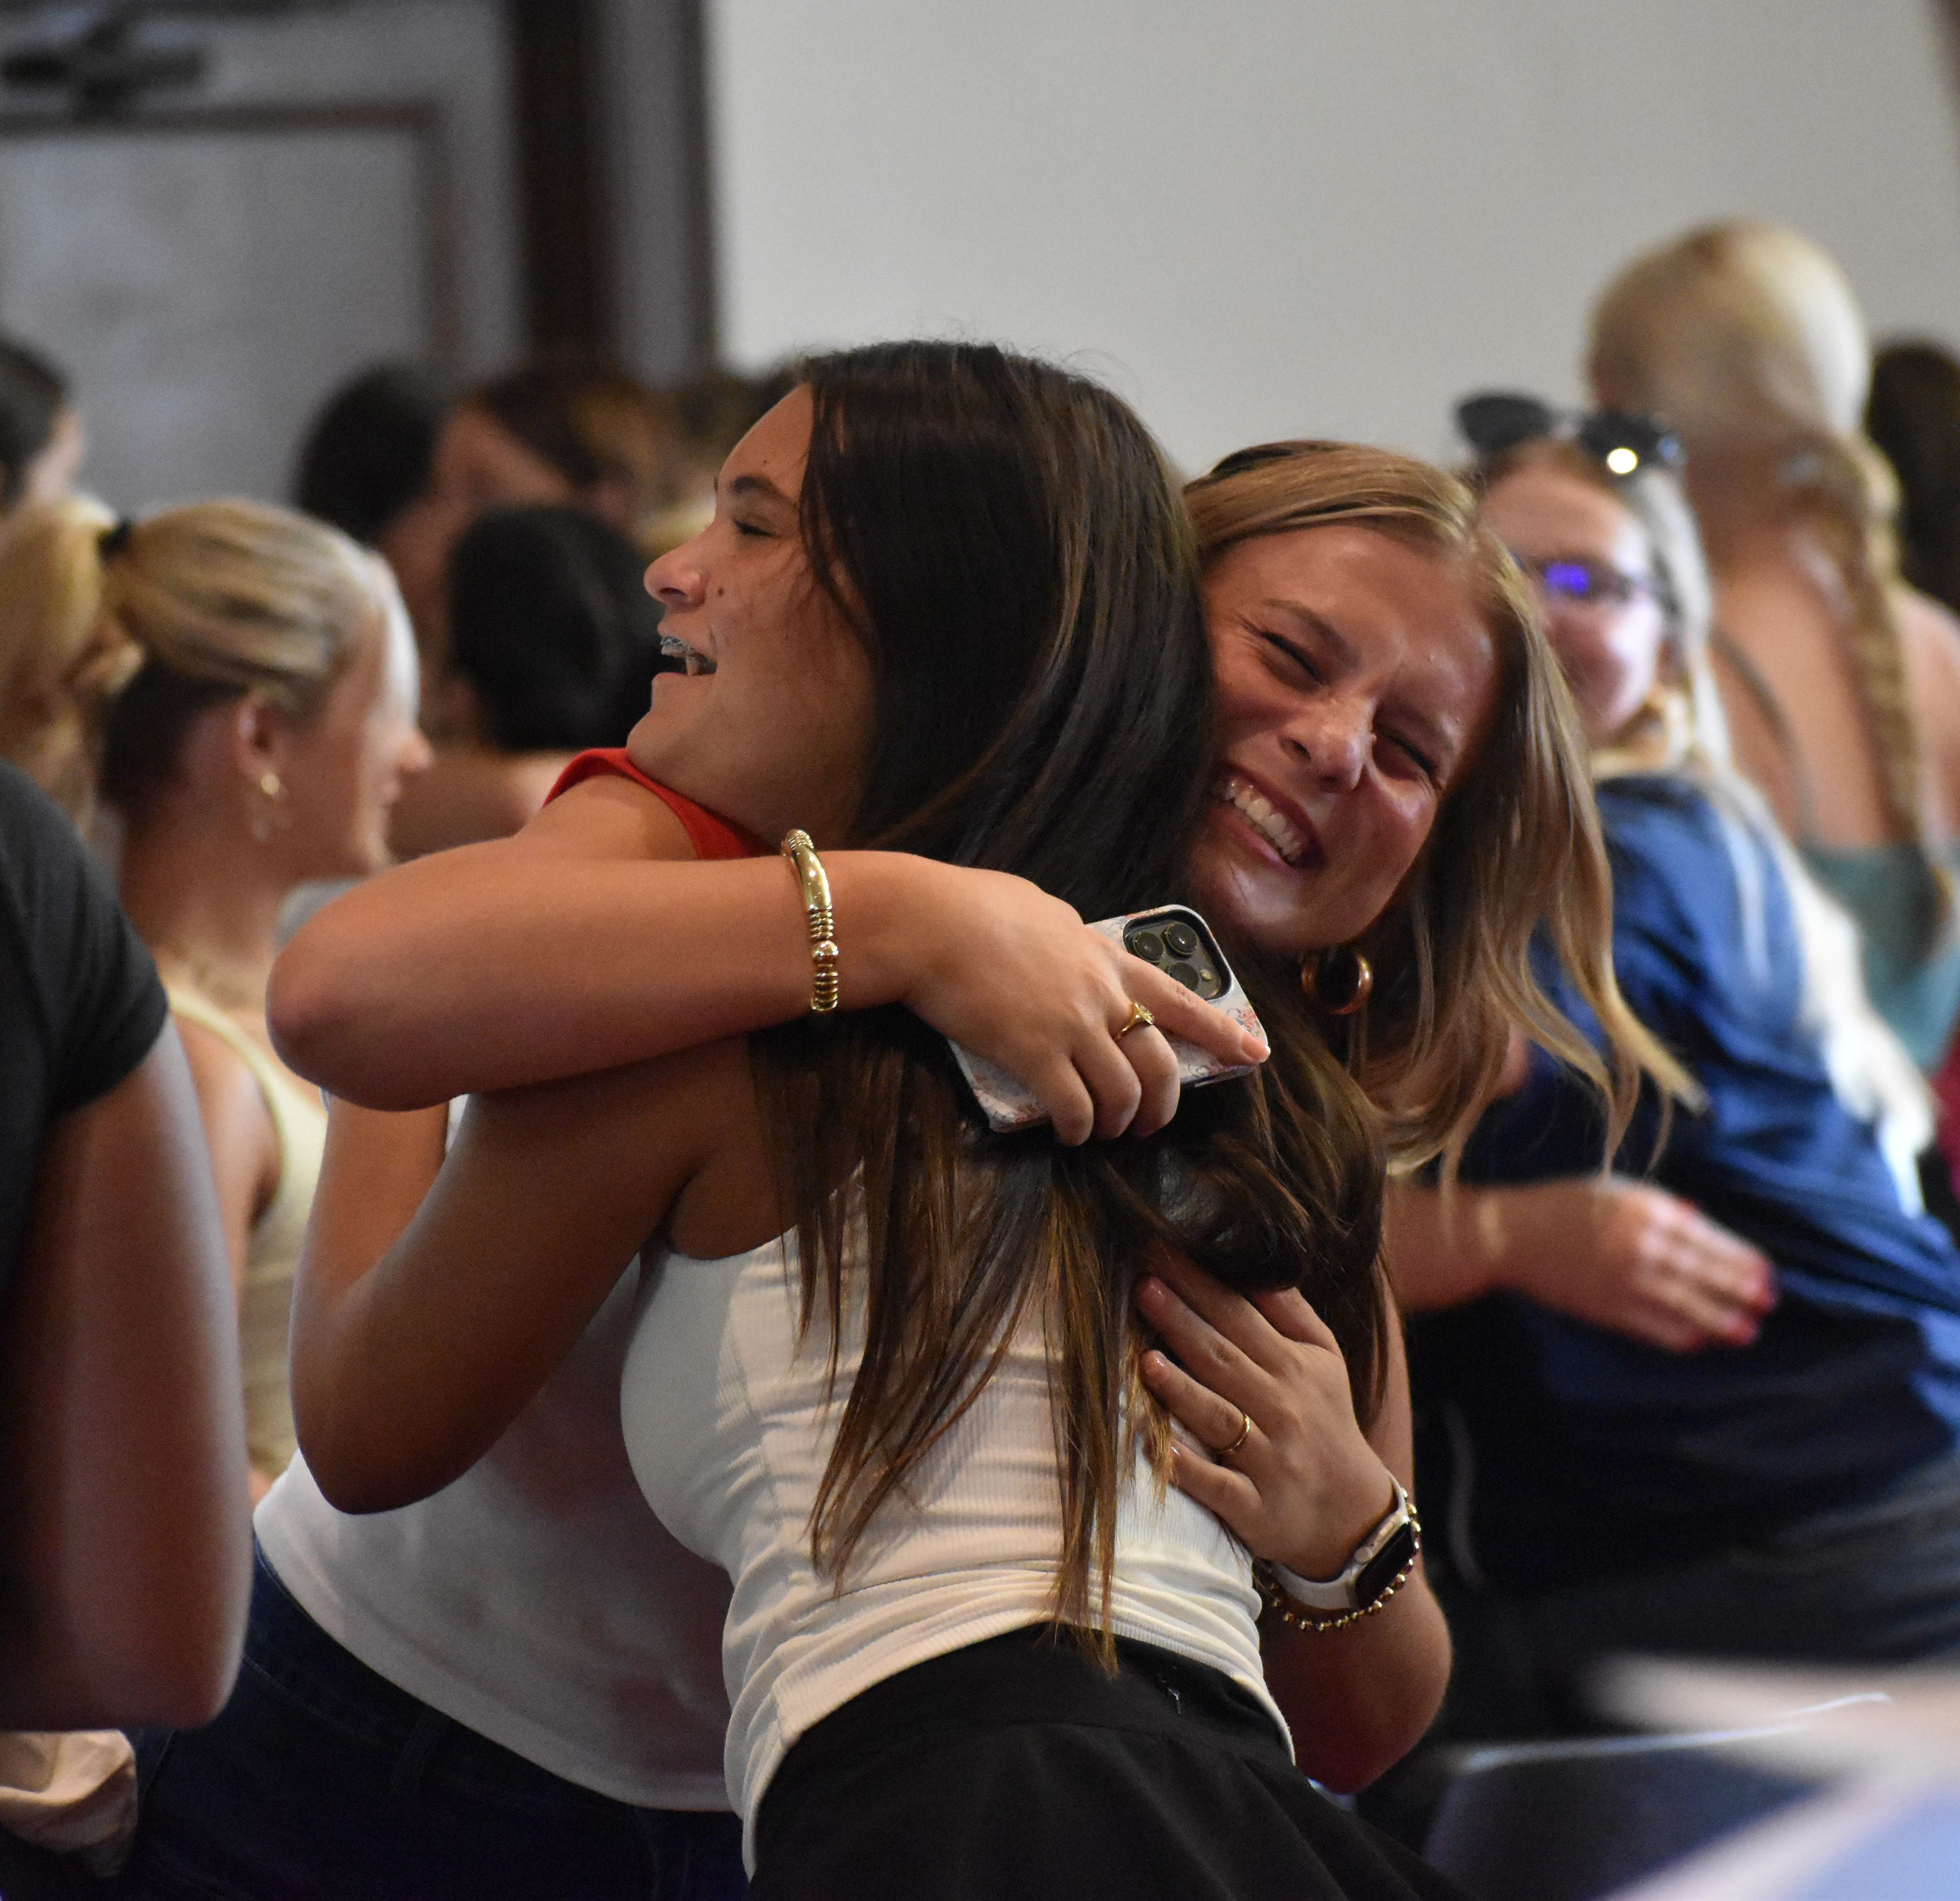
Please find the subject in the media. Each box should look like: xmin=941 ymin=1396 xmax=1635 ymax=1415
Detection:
xmin=1354 ymin=1521 xmax=1419 ymax=1609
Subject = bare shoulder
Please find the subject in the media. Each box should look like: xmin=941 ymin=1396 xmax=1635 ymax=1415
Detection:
xmin=1896 ymin=586 xmax=1960 ymax=688
xmin=511 ymin=773 xmax=699 ymax=863
xmin=173 ymin=1015 xmax=272 ymax=1137
xmin=1895 ymin=588 xmax=1960 ymax=827
xmin=171 ymin=1013 xmax=279 ymax=1226
xmin=1714 ymin=561 xmax=1835 ymax=645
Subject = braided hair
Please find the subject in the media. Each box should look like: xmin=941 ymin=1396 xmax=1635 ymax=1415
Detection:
xmin=1588 ymin=220 xmax=1949 ymax=946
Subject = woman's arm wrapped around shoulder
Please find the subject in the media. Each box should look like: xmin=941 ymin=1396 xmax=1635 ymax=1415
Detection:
xmin=268 ymin=774 xmax=1264 ymax=1142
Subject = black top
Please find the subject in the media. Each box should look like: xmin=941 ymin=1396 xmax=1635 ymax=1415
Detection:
xmin=0 ymin=761 xmax=168 ymax=1298
xmin=1411 ymin=776 xmax=1960 ymax=1590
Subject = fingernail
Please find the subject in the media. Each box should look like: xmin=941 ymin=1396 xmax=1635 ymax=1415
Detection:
xmin=1245 ymin=1034 xmax=1270 ymax=1060
xmin=1136 ymin=1277 xmax=1166 ymax=1310
xmin=1140 ymin=1349 xmax=1167 ymax=1380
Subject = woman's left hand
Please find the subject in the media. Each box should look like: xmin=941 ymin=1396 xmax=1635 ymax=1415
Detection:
xmin=1136 ymin=1255 xmax=1399 ymax=1583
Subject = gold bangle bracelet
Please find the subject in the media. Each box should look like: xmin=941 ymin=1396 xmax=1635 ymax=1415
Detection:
xmin=779 ymin=829 xmax=840 ymax=1014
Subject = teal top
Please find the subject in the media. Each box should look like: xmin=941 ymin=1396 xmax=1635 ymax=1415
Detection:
xmin=1802 ymin=842 xmax=1960 ymax=1071
xmin=1714 ymin=627 xmax=1960 ymax=1071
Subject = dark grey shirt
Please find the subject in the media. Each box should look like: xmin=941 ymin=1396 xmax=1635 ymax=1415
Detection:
xmin=0 ymin=760 xmax=167 ymax=1295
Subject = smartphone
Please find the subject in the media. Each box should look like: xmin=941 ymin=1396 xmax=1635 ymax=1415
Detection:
xmin=950 ymin=904 xmax=1266 ymax=1133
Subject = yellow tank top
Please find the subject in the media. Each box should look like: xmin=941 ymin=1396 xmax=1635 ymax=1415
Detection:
xmin=167 ymin=985 xmax=327 ymax=1479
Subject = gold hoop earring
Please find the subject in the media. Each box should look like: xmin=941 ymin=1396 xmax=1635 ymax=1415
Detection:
xmin=1302 ymin=945 xmax=1373 ymax=1016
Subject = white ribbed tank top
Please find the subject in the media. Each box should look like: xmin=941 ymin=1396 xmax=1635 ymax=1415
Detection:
xmin=622 ymin=1236 xmax=1290 ymax=1866
xmin=258 ymin=1264 xmax=732 ymax=1809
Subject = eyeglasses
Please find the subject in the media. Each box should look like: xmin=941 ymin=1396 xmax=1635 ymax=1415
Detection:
xmin=1455 ymin=391 xmax=1684 ymax=479
xmin=1514 ymin=555 xmax=1656 ymax=607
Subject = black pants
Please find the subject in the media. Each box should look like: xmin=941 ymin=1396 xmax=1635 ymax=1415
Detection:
xmin=118 ymin=1545 xmax=745 ymax=1901
xmin=752 ymin=1628 xmax=1469 ymax=1900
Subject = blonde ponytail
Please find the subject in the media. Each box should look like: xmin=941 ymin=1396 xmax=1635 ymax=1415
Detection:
xmin=0 ymin=497 xmax=140 ymax=825
xmin=99 ymin=499 xmax=394 ymax=814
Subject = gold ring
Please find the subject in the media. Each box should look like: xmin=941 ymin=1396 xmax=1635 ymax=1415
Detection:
xmin=1221 ymin=1406 xmax=1253 ymax=1457
xmin=1115 ymin=1001 xmax=1156 ymax=1040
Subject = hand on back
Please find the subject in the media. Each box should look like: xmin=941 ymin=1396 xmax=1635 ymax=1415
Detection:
xmin=1131 ymin=1252 xmax=1398 ymax=1582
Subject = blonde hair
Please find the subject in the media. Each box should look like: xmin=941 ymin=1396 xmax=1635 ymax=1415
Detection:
xmin=1476 ymin=439 xmax=1725 ymax=776
xmin=96 ymin=499 xmax=398 ymax=814
xmin=1478 ymin=439 xmax=1931 ymax=1198
xmin=1185 ymin=442 xmax=1693 ymax=1169
xmin=1588 ymin=221 xmax=1944 ymax=938
xmin=0 ymin=497 xmax=139 ymax=824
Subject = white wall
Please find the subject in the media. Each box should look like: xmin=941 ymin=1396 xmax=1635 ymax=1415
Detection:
xmin=706 ymin=0 xmax=1960 ymax=471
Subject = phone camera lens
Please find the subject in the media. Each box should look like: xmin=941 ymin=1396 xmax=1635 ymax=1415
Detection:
xmin=1128 ymin=930 xmax=1165 ymax=964
xmin=1168 ymin=962 xmax=1201 ymax=991
xmin=1195 ymin=969 xmax=1221 ymax=998
xmin=1164 ymin=923 xmax=1199 ymax=958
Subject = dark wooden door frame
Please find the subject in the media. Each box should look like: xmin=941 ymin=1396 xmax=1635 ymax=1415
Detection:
xmin=1941 ymin=0 xmax=1960 ymax=103
xmin=659 ymin=0 xmax=716 ymax=373
xmin=510 ymin=0 xmax=716 ymax=375
xmin=509 ymin=0 xmax=609 ymax=358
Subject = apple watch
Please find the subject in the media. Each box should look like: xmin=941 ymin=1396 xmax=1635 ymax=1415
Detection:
xmin=1256 ymin=1478 xmax=1422 ymax=1632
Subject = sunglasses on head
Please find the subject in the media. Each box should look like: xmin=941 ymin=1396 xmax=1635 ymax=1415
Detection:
xmin=1455 ymin=392 xmax=1684 ymax=479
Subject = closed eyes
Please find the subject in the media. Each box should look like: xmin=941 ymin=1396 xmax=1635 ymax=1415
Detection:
xmin=1257 ymin=628 xmax=1439 ymax=780
xmin=1379 ymin=731 xmax=1436 ymax=779
xmin=1256 ymin=627 xmax=1320 ymax=681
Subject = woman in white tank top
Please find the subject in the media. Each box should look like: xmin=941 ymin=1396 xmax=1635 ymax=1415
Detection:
xmin=283 ymin=350 xmax=1666 ymax=1898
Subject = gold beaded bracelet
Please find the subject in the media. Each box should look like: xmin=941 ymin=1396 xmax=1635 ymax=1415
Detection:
xmin=779 ymin=829 xmax=840 ymax=1014
xmin=1254 ymin=1500 xmax=1423 ymax=1634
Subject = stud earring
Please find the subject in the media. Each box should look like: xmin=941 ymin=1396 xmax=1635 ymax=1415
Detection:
xmin=1301 ymin=944 xmax=1373 ymax=1016
xmin=249 ymin=769 xmax=287 ymax=843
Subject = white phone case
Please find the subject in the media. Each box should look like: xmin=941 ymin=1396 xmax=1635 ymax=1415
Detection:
xmin=950 ymin=904 xmax=1265 ymax=1132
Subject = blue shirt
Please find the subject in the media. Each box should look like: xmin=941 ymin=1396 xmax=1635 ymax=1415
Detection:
xmin=1410 ymin=775 xmax=1960 ymax=1590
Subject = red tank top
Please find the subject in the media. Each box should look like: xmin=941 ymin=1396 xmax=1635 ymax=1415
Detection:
xmin=546 ymin=749 xmax=767 ymax=862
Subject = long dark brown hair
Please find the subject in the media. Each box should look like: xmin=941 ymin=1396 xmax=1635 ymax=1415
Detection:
xmin=753 ymin=344 xmax=1382 ymax=1649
